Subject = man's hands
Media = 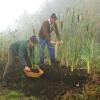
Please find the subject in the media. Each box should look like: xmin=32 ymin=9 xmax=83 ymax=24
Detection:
xmin=58 ymin=40 xmax=63 ymax=44
xmin=50 ymin=41 xmax=56 ymax=44
xmin=23 ymin=66 xmax=31 ymax=72
xmin=23 ymin=65 xmax=39 ymax=72
xmin=50 ymin=40 xmax=63 ymax=45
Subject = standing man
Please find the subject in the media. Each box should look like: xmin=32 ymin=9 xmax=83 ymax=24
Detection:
xmin=39 ymin=13 xmax=62 ymax=64
xmin=2 ymin=36 xmax=38 ymax=87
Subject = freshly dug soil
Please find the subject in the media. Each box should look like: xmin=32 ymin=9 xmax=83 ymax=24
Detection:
xmin=31 ymin=68 xmax=40 ymax=73
xmin=14 ymin=64 xmax=89 ymax=99
xmin=1 ymin=63 xmax=99 ymax=100
xmin=40 ymin=64 xmax=88 ymax=84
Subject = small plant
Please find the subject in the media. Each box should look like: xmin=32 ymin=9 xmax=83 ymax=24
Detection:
xmin=80 ymin=17 xmax=96 ymax=73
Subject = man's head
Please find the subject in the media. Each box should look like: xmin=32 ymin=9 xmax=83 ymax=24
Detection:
xmin=29 ymin=36 xmax=38 ymax=48
xmin=50 ymin=13 xmax=57 ymax=24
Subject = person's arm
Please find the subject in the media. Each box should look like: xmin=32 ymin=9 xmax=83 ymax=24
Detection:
xmin=42 ymin=21 xmax=51 ymax=41
xmin=18 ymin=44 xmax=28 ymax=68
xmin=18 ymin=44 xmax=31 ymax=71
xmin=53 ymin=23 xmax=61 ymax=41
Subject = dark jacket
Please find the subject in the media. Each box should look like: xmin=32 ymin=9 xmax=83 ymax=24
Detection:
xmin=39 ymin=20 xmax=61 ymax=41
xmin=10 ymin=40 xmax=34 ymax=67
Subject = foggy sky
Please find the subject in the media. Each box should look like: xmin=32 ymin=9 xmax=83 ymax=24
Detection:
xmin=0 ymin=0 xmax=100 ymax=35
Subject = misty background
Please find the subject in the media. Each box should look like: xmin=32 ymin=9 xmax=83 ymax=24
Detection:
xmin=0 ymin=0 xmax=100 ymax=41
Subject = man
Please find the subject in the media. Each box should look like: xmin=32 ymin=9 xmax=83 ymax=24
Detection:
xmin=39 ymin=13 xmax=62 ymax=64
xmin=2 ymin=36 xmax=38 ymax=87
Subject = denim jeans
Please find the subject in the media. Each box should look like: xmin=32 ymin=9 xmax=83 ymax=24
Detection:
xmin=39 ymin=38 xmax=55 ymax=64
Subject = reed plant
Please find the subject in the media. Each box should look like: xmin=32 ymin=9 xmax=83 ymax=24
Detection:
xmin=56 ymin=9 xmax=96 ymax=73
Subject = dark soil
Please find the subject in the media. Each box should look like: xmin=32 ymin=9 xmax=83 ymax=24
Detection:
xmin=0 ymin=63 xmax=100 ymax=100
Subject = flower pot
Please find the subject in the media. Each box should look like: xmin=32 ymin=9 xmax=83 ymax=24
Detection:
xmin=24 ymin=68 xmax=44 ymax=78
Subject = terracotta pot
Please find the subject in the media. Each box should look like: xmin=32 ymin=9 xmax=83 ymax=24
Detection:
xmin=24 ymin=68 xmax=44 ymax=78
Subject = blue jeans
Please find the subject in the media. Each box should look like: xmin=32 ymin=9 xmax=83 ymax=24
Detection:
xmin=39 ymin=38 xmax=55 ymax=64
